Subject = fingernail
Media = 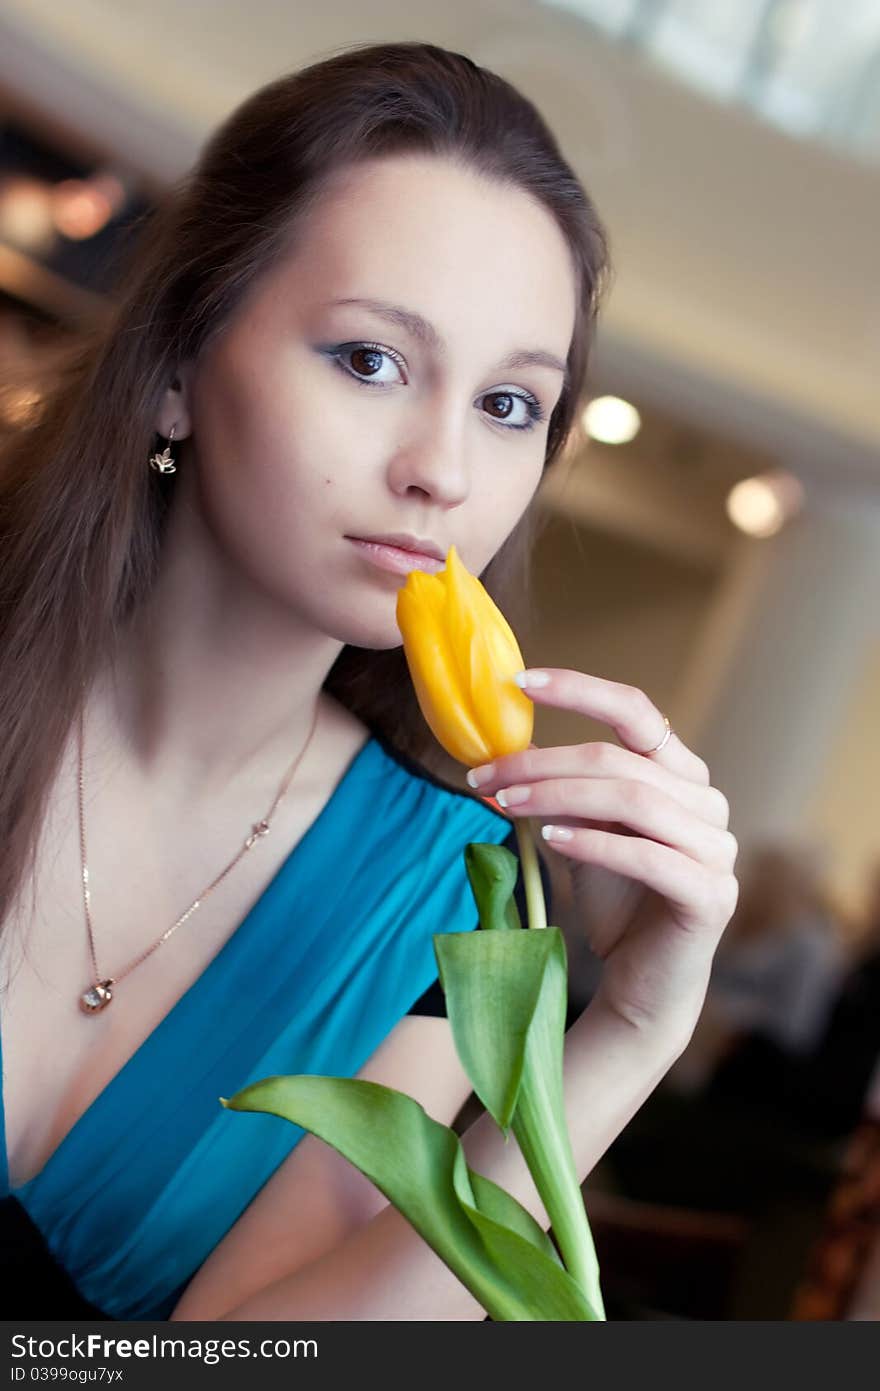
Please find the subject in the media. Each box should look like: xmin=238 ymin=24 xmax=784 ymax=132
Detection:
xmin=513 ymin=670 xmax=550 ymax=688
xmin=542 ymin=824 xmax=573 ymax=841
xmin=467 ymin=764 xmax=495 ymax=788
xmin=496 ymin=785 xmax=531 ymax=807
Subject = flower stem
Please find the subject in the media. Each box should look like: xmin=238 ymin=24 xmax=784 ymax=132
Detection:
xmin=510 ymin=814 xmax=606 ymax=1319
xmin=512 ymin=1068 xmax=606 ymax=1318
xmin=513 ymin=816 xmax=547 ymax=931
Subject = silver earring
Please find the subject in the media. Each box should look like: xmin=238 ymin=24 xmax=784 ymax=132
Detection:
xmin=149 ymin=422 xmax=178 ymax=474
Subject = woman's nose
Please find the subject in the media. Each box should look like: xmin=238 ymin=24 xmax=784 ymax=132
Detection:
xmin=387 ymin=428 xmax=470 ymax=504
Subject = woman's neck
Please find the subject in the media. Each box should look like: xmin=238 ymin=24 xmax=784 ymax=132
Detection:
xmin=93 ymin=480 xmax=346 ymax=802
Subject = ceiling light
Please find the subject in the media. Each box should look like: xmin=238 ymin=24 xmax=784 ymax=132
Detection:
xmin=726 ymin=469 xmax=805 ymax=538
xmin=581 ymin=395 xmax=641 ymax=445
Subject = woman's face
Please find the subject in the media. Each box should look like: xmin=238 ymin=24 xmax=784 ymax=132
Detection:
xmin=178 ymin=153 xmax=577 ymax=651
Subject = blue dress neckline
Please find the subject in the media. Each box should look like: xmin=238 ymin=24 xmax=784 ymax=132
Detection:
xmin=0 ymin=731 xmax=381 ymax=1197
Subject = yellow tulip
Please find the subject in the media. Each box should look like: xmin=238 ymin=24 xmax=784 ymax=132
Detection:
xmin=395 ymin=544 xmax=534 ymax=767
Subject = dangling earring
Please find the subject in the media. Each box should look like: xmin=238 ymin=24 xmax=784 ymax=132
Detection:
xmin=149 ymin=422 xmax=178 ymax=474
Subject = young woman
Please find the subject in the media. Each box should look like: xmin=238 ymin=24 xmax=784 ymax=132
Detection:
xmin=0 ymin=41 xmax=739 ymax=1320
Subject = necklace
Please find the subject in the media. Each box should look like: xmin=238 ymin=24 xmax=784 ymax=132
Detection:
xmin=76 ymin=696 xmax=321 ymax=1014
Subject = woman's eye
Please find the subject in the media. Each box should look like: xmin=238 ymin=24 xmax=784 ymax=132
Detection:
xmin=479 ymin=390 xmax=547 ymax=433
xmin=331 ymin=341 xmax=407 ymax=387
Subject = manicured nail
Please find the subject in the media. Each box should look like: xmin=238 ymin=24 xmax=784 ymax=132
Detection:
xmin=496 ymin=785 xmax=531 ymax=807
xmin=513 ymin=670 xmax=550 ymax=688
xmin=467 ymin=763 xmax=495 ymax=788
xmin=542 ymin=824 xmax=573 ymax=841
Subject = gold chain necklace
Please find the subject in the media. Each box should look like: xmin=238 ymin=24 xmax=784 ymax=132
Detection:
xmin=76 ymin=696 xmax=320 ymax=1014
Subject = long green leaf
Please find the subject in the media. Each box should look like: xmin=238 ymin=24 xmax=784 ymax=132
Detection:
xmin=431 ymin=841 xmax=548 ymax=1134
xmin=466 ymin=1170 xmax=562 ymax=1267
xmin=221 ymin=1075 xmax=594 ymax=1321
xmin=511 ymin=927 xmax=606 ymax=1319
xmin=433 ymin=929 xmax=554 ymax=1134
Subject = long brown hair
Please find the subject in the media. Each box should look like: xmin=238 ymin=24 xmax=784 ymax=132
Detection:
xmin=0 ymin=40 xmax=610 ymax=939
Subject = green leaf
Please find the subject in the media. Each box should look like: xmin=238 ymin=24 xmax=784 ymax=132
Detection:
xmin=221 ymin=1075 xmax=595 ymax=1321
xmin=431 ymin=841 xmax=555 ymax=1134
xmin=463 ymin=841 xmax=522 ymax=931
xmin=511 ymin=926 xmax=606 ymax=1320
xmin=433 ymin=929 xmax=555 ymax=1134
xmin=466 ymin=1170 xmax=562 ymax=1267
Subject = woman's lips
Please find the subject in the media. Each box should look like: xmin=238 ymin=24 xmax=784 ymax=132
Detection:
xmin=347 ymin=537 xmax=445 ymax=576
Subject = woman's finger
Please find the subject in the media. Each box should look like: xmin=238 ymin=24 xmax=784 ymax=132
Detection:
xmin=512 ymin=668 xmax=711 ymax=785
xmin=495 ymin=776 xmax=738 ymax=872
xmin=482 ymin=740 xmax=730 ymax=829
xmin=536 ymin=822 xmax=739 ymax=940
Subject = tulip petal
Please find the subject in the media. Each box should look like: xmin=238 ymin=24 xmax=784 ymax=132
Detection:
xmin=442 ymin=546 xmax=481 ymax=696
xmin=397 ymin=579 xmax=492 ymax=766
xmin=444 ymin=548 xmax=533 ymax=758
xmin=467 ymin=628 xmax=534 ymax=757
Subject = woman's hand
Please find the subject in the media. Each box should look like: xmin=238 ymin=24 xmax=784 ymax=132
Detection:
xmin=466 ymin=668 xmax=740 ymax=1048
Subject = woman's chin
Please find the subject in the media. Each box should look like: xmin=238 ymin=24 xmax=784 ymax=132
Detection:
xmin=324 ymin=609 xmax=407 ymax=654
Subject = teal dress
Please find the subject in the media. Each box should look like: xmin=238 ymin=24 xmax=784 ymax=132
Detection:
xmin=0 ymin=728 xmax=544 ymax=1320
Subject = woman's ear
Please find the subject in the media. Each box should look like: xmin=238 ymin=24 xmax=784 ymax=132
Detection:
xmin=155 ymin=361 xmax=194 ymax=440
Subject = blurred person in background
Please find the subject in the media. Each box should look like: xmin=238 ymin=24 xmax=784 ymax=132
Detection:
xmin=665 ymin=839 xmax=846 ymax=1100
xmin=602 ymin=839 xmax=851 ymax=1229
xmin=776 ymin=853 xmax=880 ymax=1142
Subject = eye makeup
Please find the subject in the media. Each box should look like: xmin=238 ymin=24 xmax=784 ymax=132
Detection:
xmin=319 ymin=340 xmax=549 ymax=432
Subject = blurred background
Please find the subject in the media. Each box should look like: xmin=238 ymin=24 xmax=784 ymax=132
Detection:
xmin=1 ymin=0 xmax=878 ymax=1321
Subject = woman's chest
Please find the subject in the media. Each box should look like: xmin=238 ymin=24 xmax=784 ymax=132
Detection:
xmin=0 ymin=709 xmax=370 ymax=1191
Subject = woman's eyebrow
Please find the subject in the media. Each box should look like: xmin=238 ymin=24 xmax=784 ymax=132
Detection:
xmin=326 ymin=296 xmax=570 ymax=388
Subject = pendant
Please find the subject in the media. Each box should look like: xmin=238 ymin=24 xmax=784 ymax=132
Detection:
xmin=80 ymin=980 xmax=114 ymax=1013
xmin=244 ymin=819 xmax=270 ymax=850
